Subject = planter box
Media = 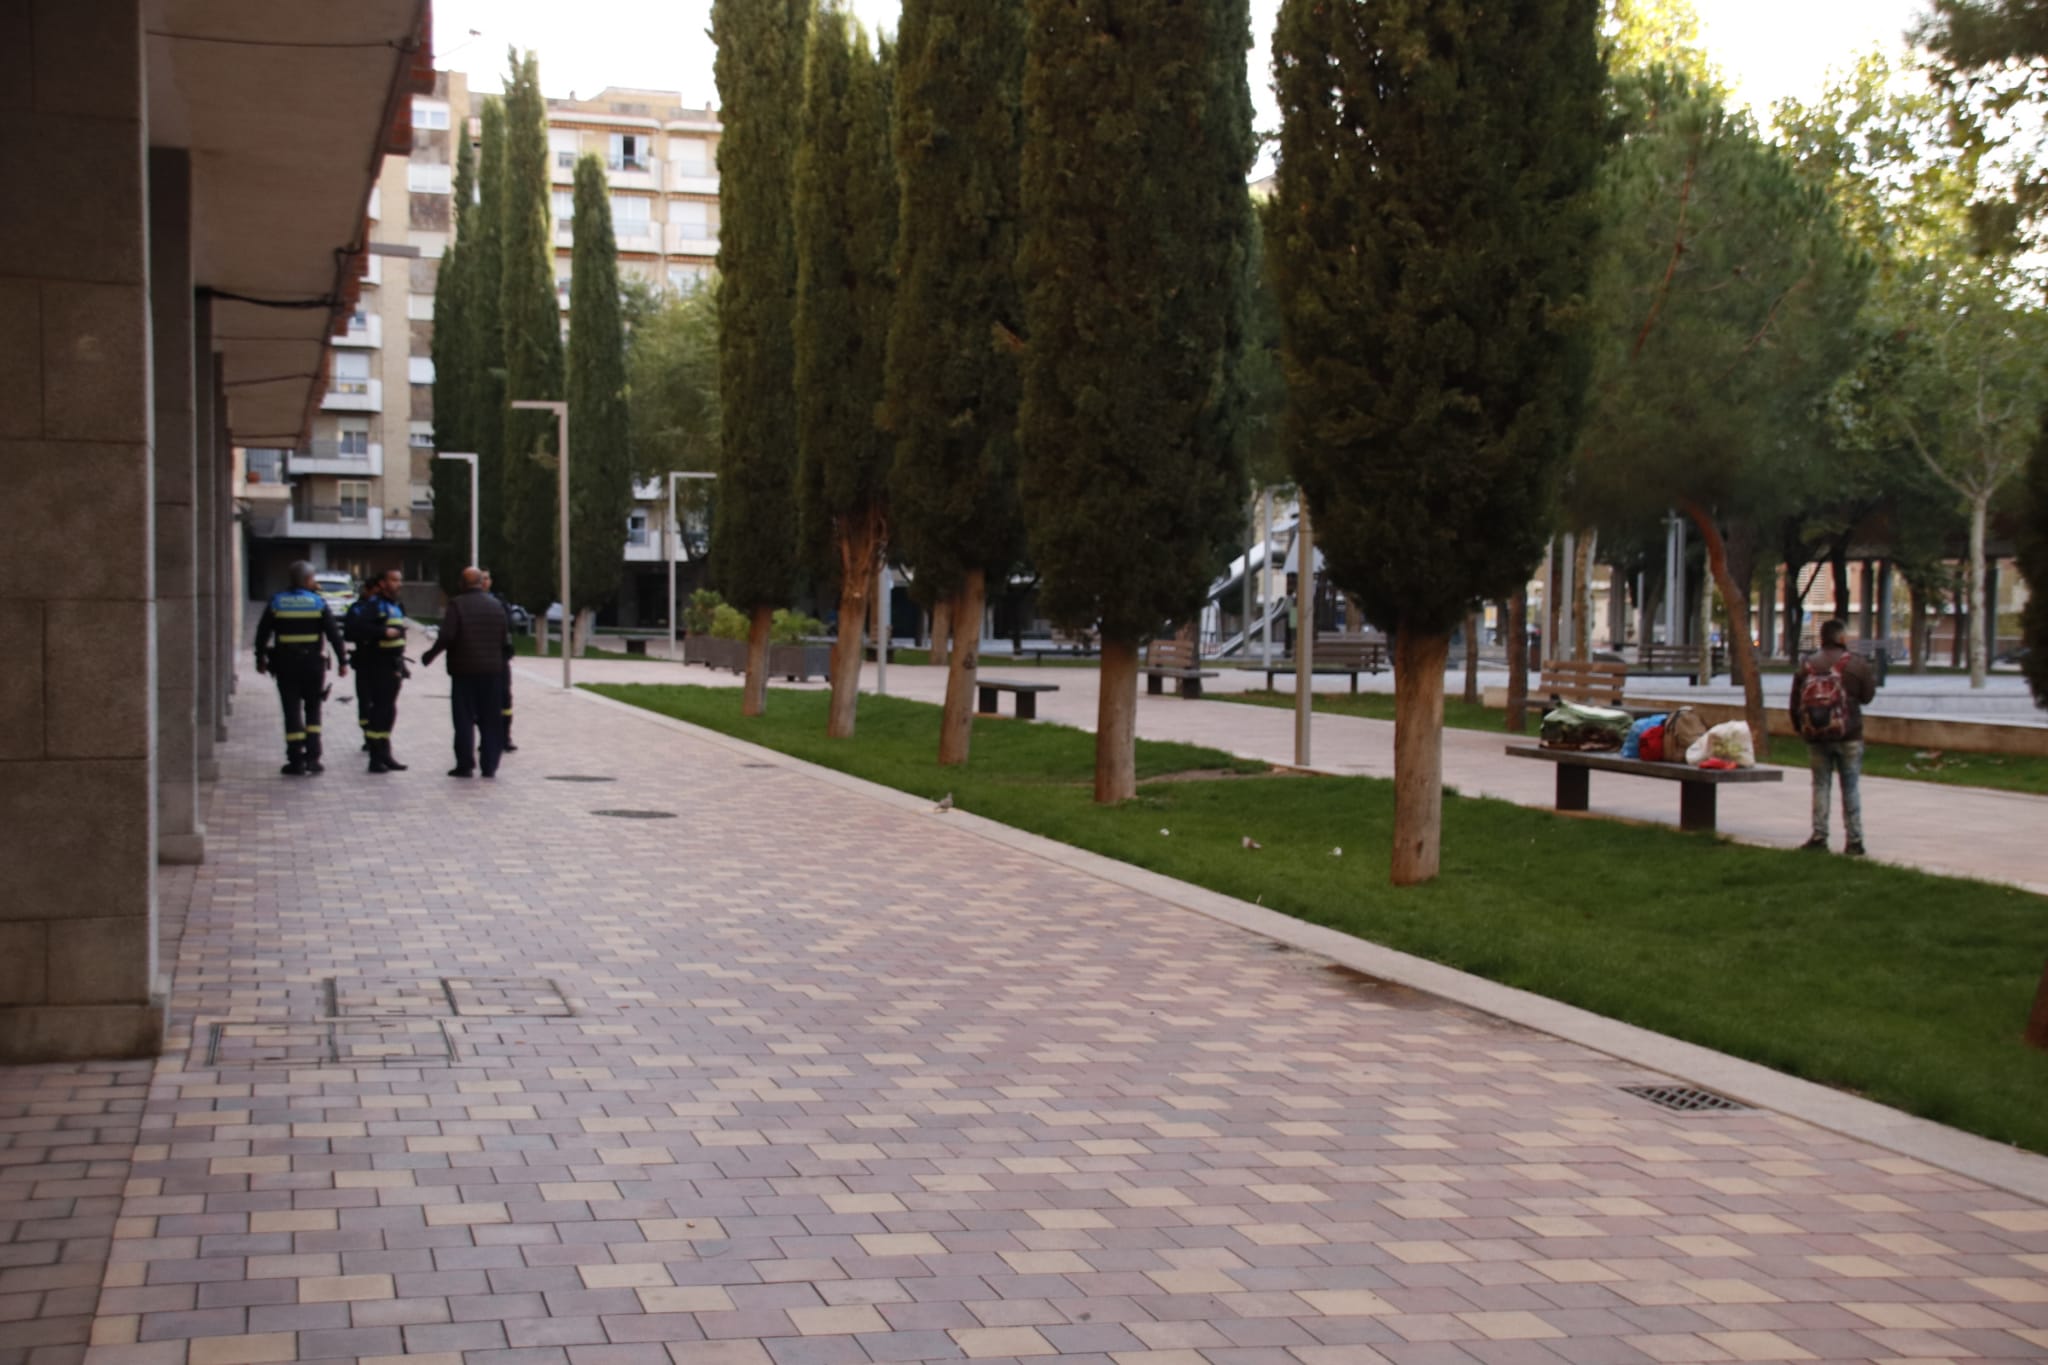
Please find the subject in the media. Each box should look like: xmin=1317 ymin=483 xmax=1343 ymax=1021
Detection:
xmin=684 ymin=635 xmax=748 ymax=672
xmin=769 ymin=641 xmax=832 ymax=681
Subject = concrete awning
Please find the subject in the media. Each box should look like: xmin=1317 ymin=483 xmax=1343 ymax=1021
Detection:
xmin=145 ymin=0 xmax=432 ymax=447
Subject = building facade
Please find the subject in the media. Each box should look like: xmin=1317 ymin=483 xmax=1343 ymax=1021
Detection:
xmin=240 ymin=81 xmax=723 ymax=614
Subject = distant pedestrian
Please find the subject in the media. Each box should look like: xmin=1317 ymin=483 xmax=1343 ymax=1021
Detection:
xmin=346 ymin=568 xmax=414 ymax=774
xmin=1792 ymin=618 xmax=1877 ymax=856
xmin=422 ymin=566 xmax=512 ymax=779
xmin=253 ymin=560 xmax=348 ymax=776
xmin=482 ymin=568 xmax=518 ymax=752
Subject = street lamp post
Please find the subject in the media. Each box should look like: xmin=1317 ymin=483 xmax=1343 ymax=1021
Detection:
xmin=510 ymin=400 xmax=569 ymax=691
xmin=434 ymin=452 xmax=479 ymax=567
xmin=667 ymin=470 xmax=717 ymax=661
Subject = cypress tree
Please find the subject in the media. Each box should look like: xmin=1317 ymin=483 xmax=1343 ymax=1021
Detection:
xmin=500 ymin=49 xmax=565 ymax=614
xmin=797 ymin=10 xmax=896 ymax=740
xmin=471 ymin=97 xmax=509 ymax=583
xmin=566 ymin=152 xmax=632 ymax=631
xmin=1267 ymin=0 xmax=1607 ymax=883
xmin=887 ymin=0 xmax=1028 ymax=766
xmin=430 ymin=129 xmax=477 ymax=591
xmin=711 ymin=0 xmax=810 ymax=715
xmin=1017 ymin=0 xmax=1257 ymax=802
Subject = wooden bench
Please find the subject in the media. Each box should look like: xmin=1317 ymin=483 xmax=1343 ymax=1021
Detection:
xmin=1145 ymin=638 xmax=1219 ymax=698
xmin=977 ymin=679 xmax=1059 ymax=720
xmin=1505 ymin=744 xmax=1781 ymax=832
xmin=1522 ymin=658 xmax=1662 ymax=718
xmin=1255 ymin=634 xmax=1389 ymax=692
xmin=1635 ymin=643 xmax=1726 ymax=682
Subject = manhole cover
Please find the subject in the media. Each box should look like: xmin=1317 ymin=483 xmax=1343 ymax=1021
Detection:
xmin=592 ymin=809 xmax=677 ymax=820
xmin=1621 ymin=1084 xmax=1748 ymax=1113
xmin=547 ymin=775 xmax=616 ymax=783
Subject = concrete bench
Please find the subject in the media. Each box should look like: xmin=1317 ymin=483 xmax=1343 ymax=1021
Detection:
xmin=977 ymin=679 xmax=1059 ymax=720
xmin=1505 ymin=744 xmax=1781 ymax=833
xmin=1144 ymin=638 xmax=1218 ymax=699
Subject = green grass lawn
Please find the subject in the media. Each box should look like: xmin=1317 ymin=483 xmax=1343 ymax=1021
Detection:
xmin=592 ymin=682 xmax=2048 ymax=1155
xmin=1212 ymin=688 xmax=2048 ymax=796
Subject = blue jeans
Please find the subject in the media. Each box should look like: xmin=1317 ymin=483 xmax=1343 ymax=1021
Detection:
xmin=1807 ymin=739 xmax=1863 ymax=844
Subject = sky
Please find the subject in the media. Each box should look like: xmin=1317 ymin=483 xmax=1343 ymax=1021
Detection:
xmin=433 ymin=0 xmax=1934 ymax=142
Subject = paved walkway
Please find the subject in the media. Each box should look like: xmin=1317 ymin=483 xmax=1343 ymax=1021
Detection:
xmin=4 ymin=666 xmax=2046 ymax=1365
xmin=559 ymin=657 xmax=2048 ymax=896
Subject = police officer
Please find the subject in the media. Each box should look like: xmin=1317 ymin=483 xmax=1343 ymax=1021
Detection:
xmin=349 ymin=576 xmax=379 ymax=752
xmin=253 ymin=561 xmax=348 ymax=776
xmin=347 ymin=568 xmax=413 ymax=774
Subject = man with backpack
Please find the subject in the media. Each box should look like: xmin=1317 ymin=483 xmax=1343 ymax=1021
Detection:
xmin=1791 ymin=618 xmax=1877 ymax=856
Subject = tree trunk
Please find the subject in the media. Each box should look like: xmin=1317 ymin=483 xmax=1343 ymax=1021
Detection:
xmin=1635 ymin=573 xmax=1654 ymax=657
xmin=1504 ymin=589 xmax=1528 ymax=733
xmin=938 ymin=569 xmax=984 ymax=766
xmin=1543 ymin=538 xmax=1561 ymax=660
xmin=1909 ymin=578 xmax=1930 ymax=674
xmin=1968 ymin=494 xmax=1990 ymax=689
xmin=2025 ymin=958 xmax=2048 ymax=1051
xmin=1391 ymin=628 xmax=1451 ymax=887
xmin=742 ymin=604 xmax=773 ymax=717
xmin=1095 ymin=636 xmax=1139 ymax=803
xmin=929 ymin=596 xmax=953 ymax=669
xmin=1463 ymin=611 xmax=1480 ymax=706
xmin=1831 ymin=541 xmax=1851 ymax=628
xmin=1682 ymin=502 xmax=1766 ymax=754
xmin=1573 ymin=532 xmax=1597 ymax=660
xmin=827 ymin=513 xmax=884 ymax=739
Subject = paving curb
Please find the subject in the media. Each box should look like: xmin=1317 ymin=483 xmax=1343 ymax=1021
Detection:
xmin=556 ymin=672 xmax=2048 ymax=1207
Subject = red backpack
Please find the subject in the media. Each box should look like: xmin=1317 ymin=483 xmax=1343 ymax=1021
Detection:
xmin=1797 ymin=656 xmax=1850 ymax=741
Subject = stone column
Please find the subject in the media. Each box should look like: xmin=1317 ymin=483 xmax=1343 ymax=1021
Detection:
xmin=152 ymin=148 xmax=204 ymax=865
xmin=0 ymin=0 xmax=165 ymax=1060
xmin=192 ymin=296 xmax=218 ymax=780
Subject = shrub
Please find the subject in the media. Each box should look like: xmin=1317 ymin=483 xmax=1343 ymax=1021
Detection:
xmin=710 ymin=604 xmax=751 ymax=640
xmin=772 ymin=608 xmax=826 ymax=644
xmin=684 ymin=588 xmax=726 ymax=635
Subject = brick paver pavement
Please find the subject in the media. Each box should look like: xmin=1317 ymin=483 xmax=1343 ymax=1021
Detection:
xmin=5 ymin=666 xmax=2046 ymax=1365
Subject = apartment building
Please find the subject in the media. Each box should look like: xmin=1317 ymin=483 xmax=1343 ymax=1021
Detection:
xmin=241 ymin=79 xmax=722 ymax=612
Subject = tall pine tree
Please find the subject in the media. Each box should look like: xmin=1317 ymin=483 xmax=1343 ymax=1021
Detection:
xmin=887 ymin=0 xmax=1027 ymax=766
xmin=711 ymin=0 xmax=809 ymax=715
xmin=1267 ymin=0 xmax=1606 ymax=883
xmin=500 ymin=50 xmax=565 ymax=614
xmin=430 ymin=129 xmax=478 ymax=590
xmin=1017 ymin=0 xmax=1256 ymax=802
xmin=472 ymin=98 xmax=509 ymax=581
xmin=797 ymin=11 xmax=896 ymax=740
xmin=566 ymin=153 xmax=632 ymax=632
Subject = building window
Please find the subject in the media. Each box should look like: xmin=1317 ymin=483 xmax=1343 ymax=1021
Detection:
xmin=550 ymin=129 xmax=580 ymax=171
xmin=409 ymin=422 xmax=435 ymax=448
xmin=672 ymin=137 xmax=710 ymax=178
xmin=556 ymin=270 xmax=572 ymax=304
xmin=627 ymin=511 xmax=650 ymax=546
xmin=667 ymin=264 xmax=709 ymax=293
xmin=412 ymin=482 xmax=434 ymax=509
xmin=246 ymin=449 xmax=284 ymax=485
xmin=552 ymin=189 xmax=575 ymax=233
xmin=412 ymin=98 xmax=450 ymax=131
xmin=409 ymin=356 xmax=436 ymax=385
xmin=407 ymin=162 xmax=452 ymax=194
xmin=609 ymin=132 xmax=648 ymax=172
xmin=333 ymin=351 xmax=371 ymax=395
xmin=673 ymin=199 xmax=720 ymax=242
xmin=336 ymin=420 xmax=371 ymax=457
xmin=613 ymin=194 xmax=652 ymax=237
xmin=338 ymin=480 xmax=370 ymax=522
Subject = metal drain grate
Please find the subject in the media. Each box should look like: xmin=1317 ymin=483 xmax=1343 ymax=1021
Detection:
xmin=547 ymin=775 xmax=616 ymax=783
xmin=592 ymin=808 xmax=678 ymax=819
xmin=1622 ymin=1084 xmax=1748 ymax=1113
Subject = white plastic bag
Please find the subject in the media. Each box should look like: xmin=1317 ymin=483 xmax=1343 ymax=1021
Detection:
xmin=1685 ymin=720 xmax=1756 ymax=768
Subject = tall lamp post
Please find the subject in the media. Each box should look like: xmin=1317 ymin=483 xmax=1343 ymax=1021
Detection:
xmin=509 ymin=399 xmax=570 ymax=691
xmin=667 ymin=470 xmax=717 ymax=660
xmin=434 ymin=451 xmax=479 ymax=566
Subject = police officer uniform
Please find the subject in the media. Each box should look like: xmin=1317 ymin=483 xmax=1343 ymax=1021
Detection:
xmin=349 ymin=589 xmax=413 ymax=774
xmin=253 ymin=582 xmax=348 ymax=775
xmin=350 ymin=584 xmax=378 ymax=751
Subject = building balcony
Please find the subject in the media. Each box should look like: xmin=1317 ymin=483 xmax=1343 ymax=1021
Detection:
xmin=624 ymin=526 xmax=668 ymax=563
xmin=615 ymin=222 xmax=660 ymax=253
xmin=385 ymin=517 xmax=413 ymax=540
xmin=333 ymin=314 xmax=382 ymax=348
xmin=288 ymin=442 xmax=383 ymax=477
xmin=665 ymin=223 xmax=719 ymax=256
xmin=631 ymin=477 xmax=661 ymax=500
xmin=322 ymin=379 xmax=382 ymax=413
xmin=668 ymin=173 xmax=719 ymax=195
xmin=608 ymin=157 xmax=661 ymax=191
xmin=553 ymin=221 xmax=574 ymax=249
xmin=286 ymin=507 xmax=385 ymax=540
